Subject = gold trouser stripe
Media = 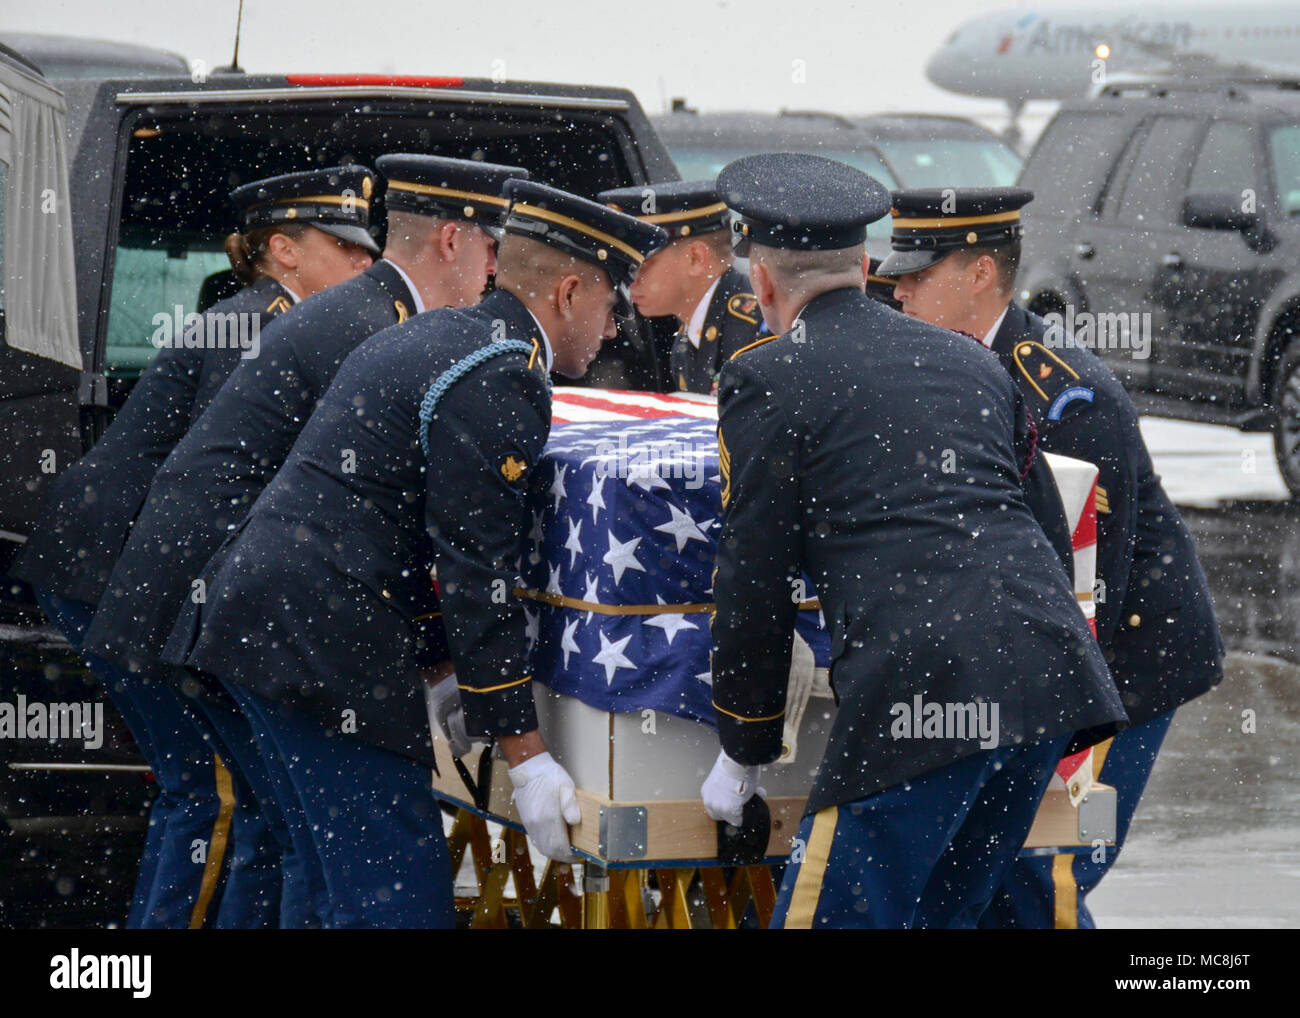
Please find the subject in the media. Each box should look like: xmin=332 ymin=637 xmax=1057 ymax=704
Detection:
xmin=784 ymin=807 xmax=838 ymax=929
xmin=1092 ymin=737 xmax=1114 ymax=777
xmin=513 ymin=586 xmax=821 ymax=616
xmin=1051 ymin=854 xmax=1078 ymax=929
xmin=189 ymin=753 xmax=235 ymax=929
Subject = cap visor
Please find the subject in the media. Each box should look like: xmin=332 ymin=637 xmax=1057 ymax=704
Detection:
xmin=873 ymin=248 xmax=947 ymax=278
xmin=314 ymin=222 xmax=381 ymax=256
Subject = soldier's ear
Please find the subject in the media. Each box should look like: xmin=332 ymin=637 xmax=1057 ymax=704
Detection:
xmin=555 ymin=273 xmax=581 ymax=317
xmin=436 ymin=220 xmax=462 ymax=261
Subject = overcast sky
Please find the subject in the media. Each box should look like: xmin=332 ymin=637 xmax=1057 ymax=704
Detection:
xmin=2 ymin=0 xmax=1079 ymax=120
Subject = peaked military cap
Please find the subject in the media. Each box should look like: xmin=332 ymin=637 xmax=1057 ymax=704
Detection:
xmin=717 ymin=153 xmax=891 ymax=257
xmin=375 ymin=154 xmax=529 ymax=236
xmin=597 ymin=180 xmax=730 ymax=239
xmin=501 ymin=179 xmax=669 ymax=316
xmin=875 ymin=186 xmax=1034 ymax=277
xmin=231 ymin=165 xmax=380 ymax=255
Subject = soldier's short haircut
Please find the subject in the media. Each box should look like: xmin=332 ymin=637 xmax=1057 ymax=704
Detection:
xmin=383 ymin=210 xmax=454 ymax=256
xmin=953 ymin=240 xmax=1021 ymax=296
xmin=495 ymin=233 xmax=597 ymax=290
xmin=751 ymin=242 xmax=865 ymax=288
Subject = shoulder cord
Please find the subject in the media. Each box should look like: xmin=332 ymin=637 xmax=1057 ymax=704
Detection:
xmin=418 ymin=340 xmax=540 ymax=458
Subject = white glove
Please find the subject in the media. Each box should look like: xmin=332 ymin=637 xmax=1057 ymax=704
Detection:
xmin=701 ymin=750 xmax=765 ymax=827
xmin=508 ymin=752 xmax=582 ymax=862
xmin=424 ymin=673 xmax=472 ymax=758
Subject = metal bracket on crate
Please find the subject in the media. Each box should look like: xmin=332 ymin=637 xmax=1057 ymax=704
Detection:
xmin=1077 ymin=785 xmax=1117 ymax=844
xmin=598 ymin=804 xmax=648 ymax=860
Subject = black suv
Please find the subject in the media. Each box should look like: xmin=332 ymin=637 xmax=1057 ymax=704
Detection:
xmin=1017 ymin=78 xmax=1300 ymax=496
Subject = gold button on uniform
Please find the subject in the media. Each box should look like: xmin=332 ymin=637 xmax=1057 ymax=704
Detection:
xmin=1128 ymin=613 xmax=1141 ymax=627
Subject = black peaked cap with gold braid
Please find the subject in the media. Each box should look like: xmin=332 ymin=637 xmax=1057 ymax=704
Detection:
xmin=375 ymin=154 xmax=529 ymax=234
xmin=231 ymin=165 xmax=381 ymax=255
xmin=597 ymin=180 xmax=731 ymax=239
xmin=501 ymin=179 xmax=669 ymax=316
xmin=876 ymin=186 xmax=1034 ymax=278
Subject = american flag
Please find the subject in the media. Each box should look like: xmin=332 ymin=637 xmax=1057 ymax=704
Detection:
xmin=521 ymin=388 xmax=829 ymax=729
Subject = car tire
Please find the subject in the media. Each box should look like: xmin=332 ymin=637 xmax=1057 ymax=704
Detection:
xmin=1271 ymin=342 xmax=1300 ymax=498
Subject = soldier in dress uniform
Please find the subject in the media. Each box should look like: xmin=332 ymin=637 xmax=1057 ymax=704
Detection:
xmin=162 ymin=180 xmax=668 ymax=927
xmin=878 ymin=186 xmax=1225 ymax=928
xmin=598 ymin=180 xmax=769 ymax=393
xmin=78 ymin=155 xmax=527 ymax=928
xmin=8 ymin=165 xmax=376 ymax=928
xmin=700 ymin=153 xmax=1128 ymax=929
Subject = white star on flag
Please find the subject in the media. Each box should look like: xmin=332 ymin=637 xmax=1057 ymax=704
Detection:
xmin=695 ymin=669 xmax=712 ymax=687
xmin=549 ymin=464 xmax=568 ymax=513
xmin=582 ymin=572 xmax=601 ymax=624
xmin=546 ymin=563 xmax=563 ymax=594
xmin=625 ymin=460 xmax=670 ymax=492
xmin=560 ymin=617 xmax=581 ymax=670
xmin=643 ymin=595 xmax=699 ymax=645
xmin=587 ymin=473 xmax=607 ymax=524
xmin=603 ymin=531 xmax=646 ymax=585
xmin=524 ymin=606 xmax=540 ymax=653
xmin=564 ymin=517 xmax=583 ymax=570
xmin=592 ymin=630 xmax=636 ymax=685
xmin=653 ymin=503 xmax=711 ymax=553
xmin=527 ymin=509 xmax=544 ymax=546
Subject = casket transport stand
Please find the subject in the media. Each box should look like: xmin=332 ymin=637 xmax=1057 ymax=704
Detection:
xmin=429 ymin=438 xmax=1117 ymax=928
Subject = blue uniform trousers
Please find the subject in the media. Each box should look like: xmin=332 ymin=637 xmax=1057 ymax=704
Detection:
xmin=978 ymin=710 xmax=1174 ymax=929
xmin=223 ymin=682 xmax=455 ymax=929
xmin=34 ymin=589 xmax=229 ymax=928
xmin=771 ymin=736 xmax=1069 ymax=929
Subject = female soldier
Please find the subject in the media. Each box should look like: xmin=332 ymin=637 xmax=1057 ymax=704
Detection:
xmin=10 ymin=165 xmax=377 ymax=929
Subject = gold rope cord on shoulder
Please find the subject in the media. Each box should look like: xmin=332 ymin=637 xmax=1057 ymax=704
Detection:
xmin=188 ymin=753 xmax=235 ymax=928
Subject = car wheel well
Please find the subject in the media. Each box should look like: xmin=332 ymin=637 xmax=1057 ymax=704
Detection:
xmin=1263 ymin=303 xmax=1300 ymax=404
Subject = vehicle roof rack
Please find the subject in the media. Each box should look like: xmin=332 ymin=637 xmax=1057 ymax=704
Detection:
xmin=777 ymin=109 xmax=857 ymax=128
xmin=1096 ymin=74 xmax=1300 ymax=102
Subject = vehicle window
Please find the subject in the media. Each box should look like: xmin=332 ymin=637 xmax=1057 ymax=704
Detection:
xmin=667 ymin=146 xmax=899 ymax=238
xmin=1189 ymin=121 xmax=1259 ymax=195
xmin=1117 ymin=116 xmax=1199 ymax=227
xmin=1268 ymin=124 xmax=1300 ymax=216
xmin=874 ymin=138 xmax=1022 ymax=187
xmin=0 ymin=155 xmax=7 ymax=329
xmin=104 ymin=243 xmax=230 ymax=377
xmin=1019 ymin=112 xmax=1135 ymax=219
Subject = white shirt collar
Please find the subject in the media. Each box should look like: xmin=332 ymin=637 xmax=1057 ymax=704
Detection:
xmin=525 ymin=308 xmax=555 ymax=372
xmin=279 ymin=280 xmax=302 ymax=304
xmin=383 ymin=257 xmax=425 ymax=315
xmin=684 ymin=275 xmax=724 ymax=349
xmin=981 ymin=306 xmax=1010 ymax=349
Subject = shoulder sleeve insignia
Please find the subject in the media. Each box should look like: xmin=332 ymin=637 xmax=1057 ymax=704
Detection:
xmin=266 ymin=295 xmax=292 ymax=315
xmin=1047 ymin=385 xmax=1095 ymax=421
xmin=501 ymin=455 xmax=528 ymax=483
xmin=1012 ymin=340 xmax=1081 ymax=403
xmin=394 ymin=300 xmax=410 ymax=323
xmin=726 ymin=293 xmax=760 ymax=325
